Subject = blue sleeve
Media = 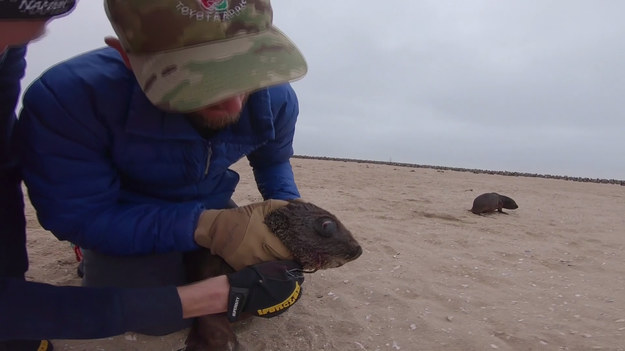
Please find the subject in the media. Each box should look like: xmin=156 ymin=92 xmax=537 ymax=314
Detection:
xmin=15 ymin=57 xmax=201 ymax=256
xmin=0 ymin=277 xmax=183 ymax=340
xmin=248 ymin=84 xmax=301 ymax=200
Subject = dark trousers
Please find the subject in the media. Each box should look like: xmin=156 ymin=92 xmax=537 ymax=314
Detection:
xmin=81 ymin=249 xmax=191 ymax=335
xmin=0 ymin=169 xmax=28 ymax=279
xmin=80 ymin=199 xmax=237 ymax=336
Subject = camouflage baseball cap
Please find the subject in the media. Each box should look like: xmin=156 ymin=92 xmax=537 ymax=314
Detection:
xmin=104 ymin=0 xmax=307 ymax=113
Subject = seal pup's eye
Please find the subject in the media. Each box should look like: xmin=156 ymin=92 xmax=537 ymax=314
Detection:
xmin=315 ymin=218 xmax=337 ymax=238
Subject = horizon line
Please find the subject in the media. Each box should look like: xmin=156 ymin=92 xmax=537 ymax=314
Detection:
xmin=292 ymin=155 xmax=625 ymax=186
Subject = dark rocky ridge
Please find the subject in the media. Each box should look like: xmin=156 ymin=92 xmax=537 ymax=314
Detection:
xmin=293 ymin=155 xmax=625 ymax=186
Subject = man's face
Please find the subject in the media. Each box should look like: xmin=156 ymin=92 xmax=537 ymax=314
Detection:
xmin=186 ymin=93 xmax=248 ymax=131
xmin=0 ymin=20 xmax=48 ymax=53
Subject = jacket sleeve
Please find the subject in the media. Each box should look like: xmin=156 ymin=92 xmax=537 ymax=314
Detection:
xmin=0 ymin=277 xmax=183 ymax=340
xmin=15 ymin=61 xmax=201 ymax=256
xmin=248 ymin=84 xmax=301 ymax=200
xmin=0 ymin=46 xmax=29 ymax=278
xmin=0 ymin=46 xmax=26 ymax=165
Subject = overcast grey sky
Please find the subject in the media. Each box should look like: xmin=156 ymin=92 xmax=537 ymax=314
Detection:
xmin=21 ymin=1 xmax=625 ymax=180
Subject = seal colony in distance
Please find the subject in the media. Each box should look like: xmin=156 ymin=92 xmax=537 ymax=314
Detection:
xmin=183 ymin=200 xmax=363 ymax=351
xmin=470 ymin=192 xmax=518 ymax=215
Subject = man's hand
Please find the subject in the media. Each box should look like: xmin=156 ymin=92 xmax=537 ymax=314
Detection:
xmin=226 ymin=260 xmax=304 ymax=322
xmin=194 ymin=200 xmax=294 ymax=270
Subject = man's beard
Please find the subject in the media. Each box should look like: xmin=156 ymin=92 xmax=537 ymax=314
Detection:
xmin=185 ymin=112 xmax=241 ymax=134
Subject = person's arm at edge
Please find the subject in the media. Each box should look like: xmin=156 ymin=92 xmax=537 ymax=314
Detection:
xmin=0 ymin=276 xmax=228 ymax=341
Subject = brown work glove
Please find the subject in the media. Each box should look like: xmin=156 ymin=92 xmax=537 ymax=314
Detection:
xmin=194 ymin=200 xmax=294 ymax=270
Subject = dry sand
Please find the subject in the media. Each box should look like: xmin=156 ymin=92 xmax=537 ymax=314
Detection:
xmin=24 ymin=157 xmax=625 ymax=351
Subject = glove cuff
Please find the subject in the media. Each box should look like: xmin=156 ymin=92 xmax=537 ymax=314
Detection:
xmin=254 ymin=280 xmax=302 ymax=318
xmin=227 ymin=286 xmax=249 ymax=322
xmin=193 ymin=209 xmax=222 ymax=248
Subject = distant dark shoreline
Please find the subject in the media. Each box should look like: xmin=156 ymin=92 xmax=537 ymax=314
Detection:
xmin=293 ymin=155 xmax=625 ymax=186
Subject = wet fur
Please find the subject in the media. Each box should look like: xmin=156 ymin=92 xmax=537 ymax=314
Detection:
xmin=183 ymin=201 xmax=361 ymax=351
xmin=264 ymin=201 xmax=362 ymax=270
xmin=470 ymin=192 xmax=518 ymax=215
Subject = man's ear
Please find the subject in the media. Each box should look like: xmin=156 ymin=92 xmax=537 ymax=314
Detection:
xmin=104 ymin=36 xmax=131 ymax=69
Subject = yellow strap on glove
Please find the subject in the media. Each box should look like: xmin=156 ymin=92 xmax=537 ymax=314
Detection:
xmin=194 ymin=200 xmax=294 ymax=270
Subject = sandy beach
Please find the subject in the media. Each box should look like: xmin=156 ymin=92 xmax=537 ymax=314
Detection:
xmin=24 ymin=157 xmax=625 ymax=351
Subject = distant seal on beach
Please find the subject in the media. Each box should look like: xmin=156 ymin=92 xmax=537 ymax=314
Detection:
xmin=183 ymin=200 xmax=362 ymax=351
xmin=470 ymin=192 xmax=518 ymax=215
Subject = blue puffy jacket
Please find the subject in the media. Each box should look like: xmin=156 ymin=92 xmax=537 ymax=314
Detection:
xmin=1 ymin=47 xmax=190 ymax=341
xmin=16 ymin=47 xmax=301 ymax=256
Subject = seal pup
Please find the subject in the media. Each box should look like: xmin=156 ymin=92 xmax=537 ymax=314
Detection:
xmin=183 ymin=200 xmax=362 ymax=351
xmin=470 ymin=192 xmax=518 ymax=215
